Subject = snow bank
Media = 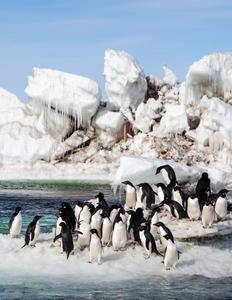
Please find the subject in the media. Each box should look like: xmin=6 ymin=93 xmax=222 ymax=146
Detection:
xmin=183 ymin=52 xmax=232 ymax=106
xmin=104 ymin=49 xmax=147 ymax=111
xmin=25 ymin=68 xmax=101 ymax=128
xmin=113 ymin=156 xmax=232 ymax=189
xmin=162 ymin=65 xmax=177 ymax=86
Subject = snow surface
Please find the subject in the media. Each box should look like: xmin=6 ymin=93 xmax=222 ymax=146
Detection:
xmin=104 ymin=49 xmax=147 ymax=111
xmin=0 ymin=230 xmax=231 ymax=282
xmin=25 ymin=68 xmax=101 ymax=128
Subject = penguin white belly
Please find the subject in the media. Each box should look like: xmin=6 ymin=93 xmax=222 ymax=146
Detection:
xmin=215 ymin=197 xmax=227 ymax=220
xmin=157 ymin=187 xmax=164 ymax=203
xmin=135 ymin=188 xmax=144 ymax=209
xmin=158 ymin=227 xmax=168 ymax=248
xmin=79 ymin=208 xmax=91 ymax=224
xmin=110 ymin=209 xmax=118 ymax=224
xmin=202 ymin=205 xmax=214 ymax=228
xmin=173 ymin=191 xmax=183 ymax=207
xmin=89 ymin=235 xmax=102 ymax=263
xmin=74 ymin=206 xmax=82 ymax=228
xmin=125 ymin=187 xmax=137 ymax=209
xmin=150 ymin=213 xmax=159 ymax=240
xmin=56 ymin=217 xmax=63 ymax=236
xmin=161 ymin=169 xmax=170 ymax=185
xmin=10 ymin=213 xmax=22 ymax=237
xmin=30 ymin=221 xmax=40 ymax=246
xmin=187 ymin=199 xmax=201 ymax=221
xmin=91 ymin=214 xmax=102 ymax=237
xmin=112 ymin=222 xmax=127 ymax=250
xmin=164 ymin=241 xmax=178 ymax=270
xmin=101 ymin=218 xmax=112 ymax=246
xmin=77 ymin=222 xmax=91 ymax=249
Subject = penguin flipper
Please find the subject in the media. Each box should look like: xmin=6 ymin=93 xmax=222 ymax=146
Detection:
xmin=53 ymin=233 xmax=62 ymax=243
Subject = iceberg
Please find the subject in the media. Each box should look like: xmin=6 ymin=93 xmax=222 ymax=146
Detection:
xmin=25 ymin=68 xmax=101 ymax=128
xmin=104 ymin=49 xmax=147 ymax=111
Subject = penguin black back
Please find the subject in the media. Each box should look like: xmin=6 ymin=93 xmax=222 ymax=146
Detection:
xmin=156 ymin=165 xmax=177 ymax=186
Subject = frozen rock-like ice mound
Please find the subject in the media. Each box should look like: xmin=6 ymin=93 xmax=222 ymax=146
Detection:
xmin=104 ymin=49 xmax=147 ymax=111
xmin=183 ymin=52 xmax=232 ymax=106
xmin=25 ymin=68 xmax=101 ymax=128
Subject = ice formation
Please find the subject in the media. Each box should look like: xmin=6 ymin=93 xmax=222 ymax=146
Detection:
xmin=183 ymin=52 xmax=232 ymax=106
xmin=162 ymin=65 xmax=177 ymax=87
xmin=25 ymin=68 xmax=101 ymax=128
xmin=93 ymin=109 xmax=125 ymax=147
xmin=104 ymin=49 xmax=147 ymax=111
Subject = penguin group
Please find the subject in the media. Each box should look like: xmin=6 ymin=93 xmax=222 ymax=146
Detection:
xmin=7 ymin=164 xmax=231 ymax=270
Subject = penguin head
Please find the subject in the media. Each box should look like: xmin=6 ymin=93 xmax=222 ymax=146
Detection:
xmin=33 ymin=215 xmax=42 ymax=221
xmin=122 ymin=181 xmax=134 ymax=188
xmin=15 ymin=207 xmax=22 ymax=213
xmin=61 ymin=202 xmax=71 ymax=210
xmin=101 ymin=210 xmax=109 ymax=218
xmin=95 ymin=192 xmax=104 ymax=201
xmin=156 ymin=183 xmax=166 ymax=189
xmin=114 ymin=214 xmax=122 ymax=223
xmin=90 ymin=228 xmax=98 ymax=234
xmin=202 ymin=172 xmax=209 ymax=179
xmin=218 ymin=189 xmax=229 ymax=198
xmin=110 ymin=204 xmax=122 ymax=212
xmin=155 ymin=166 xmax=162 ymax=175
xmin=59 ymin=221 xmax=67 ymax=228
xmin=76 ymin=201 xmax=84 ymax=208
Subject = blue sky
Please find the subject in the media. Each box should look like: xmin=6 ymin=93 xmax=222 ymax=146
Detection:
xmin=0 ymin=0 xmax=231 ymax=101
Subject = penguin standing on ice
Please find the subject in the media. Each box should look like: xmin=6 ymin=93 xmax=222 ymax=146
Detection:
xmin=60 ymin=202 xmax=76 ymax=232
xmin=54 ymin=222 xmax=80 ymax=259
xmin=158 ymin=197 xmax=187 ymax=219
xmin=139 ymin=225 xmax=161 ymax=259
xmin=187 ymin=195 xmax=201 ymax=221
xmin=195 ymin=172 xmax=211 ymax=208
xmin=112 ymin=214 xmax=127 ymax=251
xmin=214 ymin=189 xmax=229 ymax=220
xmin=89 ymin=228 xmax=103 ymax=264
xmin=22 ymin=215 xmax=42 ymax=248
xmin=110 ymin=204 xmax=122 ymax=224
xmin=156 ymin=165 xmax=177 ymax=186
xmin=95 ymin=193 xmax=110 ymax=214
xmin=74 ymin=201 xmax=84 ymax=229
xmin=137 ymin=183 xmax=157 ymax=209
xmin=202 ymin=198 xmax=214 ymax=228
xmin=79 ymin=204 xmax=92 ymax=224
xmin=9 ymin=207 xmax=22 ymax=238
xmin=101 ymin=211 xmax=113 ymax=246
xmin=122 ymin=181 xmax=137 ymax=209
xmin=127 ymin=208 xmax=145 ymax=243
xmin=154 ymin=221 xmax=174 ymax=249
xmin=172 ymin=186 xmax=187 ymax=210
xmin=163 ymin=235 xmax=180 ymax=270
xmin=90 ymin=206 xmax=103 ymax=237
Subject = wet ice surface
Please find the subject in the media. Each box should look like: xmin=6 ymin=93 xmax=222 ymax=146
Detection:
xmin=0 ymin=182 xmax=231 ymax=299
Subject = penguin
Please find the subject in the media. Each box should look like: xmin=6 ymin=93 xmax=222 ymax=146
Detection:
xmin=76 ymin=220 xmax=91 ymax=250
xmin=74 ymin=201 xmax=84 ymax=229
xmin=90 ymin=205 xmax=103 ymax=237
xmin=122 ymin=181 xmax=137 ymax=209
xmin=163 ymin=235 xmax=180 ymax=270
xmin=158 ymin=198 xmax=187 ymax=219
xmin=156 ymin=183 xmax=172 ymax=211
xmin=137 ymin=183 xmax=157 ymax=209
xmin=202 ymin=198 xmax=214 ymax=228
xmin=127 ymin=208 xmax=145 ymax=244
xmin=110 ymin=204 xmax=122 ymax=224
xmin=139 ymin=225 xmax=161 ymax=259
xmin=8 ymin=207 xmax=22 ymax=238
xmin=215 ymin=189 xmax=229 ymax=220
xmin=156 ymin=165 xmax=177 ymax=186
xmin=89 ymin=228 xmax=103 ymax=264
xmin=112 ymin=214 xmax=127 ymax=251
xmin=95 ymin=193 xmax=110 ymax=214
xmin=79 ymin=204 xmax=91 ymax=224
xmin=22 ymin=216 xmax=42 ymax=248
xmin=196 ymin=172 xmax=211 ymax=198
xmin=150 ymin=211 xmax=159 ymax=240
xmin=118 ymin=208 xmax=127 ymax=224
xmin=54 ymin=222 xmax=80 ymax=259
xmin=60 ymin=202 xmax=76 ymax=232
xmin=187 ymin=195 xmax=201 ymax=221
xmin=101 ymin=211 xmax=113 ymax=246
xmin=154 ymin=222 xmax=174 ymax=249
xmin=172 ymin=186 xmax=187 ymax=210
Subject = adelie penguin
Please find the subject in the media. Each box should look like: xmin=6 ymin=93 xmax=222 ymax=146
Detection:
xmin=154 ymin=222 xmax=174 ymax=249
xmin=22 ymin=215 xmax=42 ymax=248
xmin=156 ymin=165 xmax=177 ymax=187
xmin=9 ymin=207 xmax=22 ymax=238
xmin=195 ymin=172 xmax=211 ymax=208
xmin=187 ymin=195 xmax=201 ymax=221
xmin=89 ymin=228 xmax=103 ymax=264
xmin=158 ymin=196 xmax=187 ymax=220
xmin=122 ymin=181 xmax=137 ymax=209
xmin=214 ymin=189 xmax=229 ymax=221
xmin=101 ymin=211 xmax=113 ymax=246
xmin=60 ymin=202 xmax=76 ymax=232
xmin=112 ymin=214 xmax=127 ymax=251
xmin=163 ymin=235 xmax=180 ymax=270
xmin=90 ymin=205 xmax=103 ymax=237
xmin=139 ymin=225 xmax=161 ymax=259
xmin=95 ymin=192 xmax=110 ymax=214
xmin=202 ymin=198 xmax=214 ymax=228
xmin=137 ymin=183 xmax=157 ymax=209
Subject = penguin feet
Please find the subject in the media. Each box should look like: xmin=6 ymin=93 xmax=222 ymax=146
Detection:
xmin=88 ymin=260 xmax=92 ymax=264
xmin=98 ymin=260 xmax=102 ymax=265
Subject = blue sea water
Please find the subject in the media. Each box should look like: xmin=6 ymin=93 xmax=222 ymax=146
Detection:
xmin=0 ymin=181 xmax=231 ymax=300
